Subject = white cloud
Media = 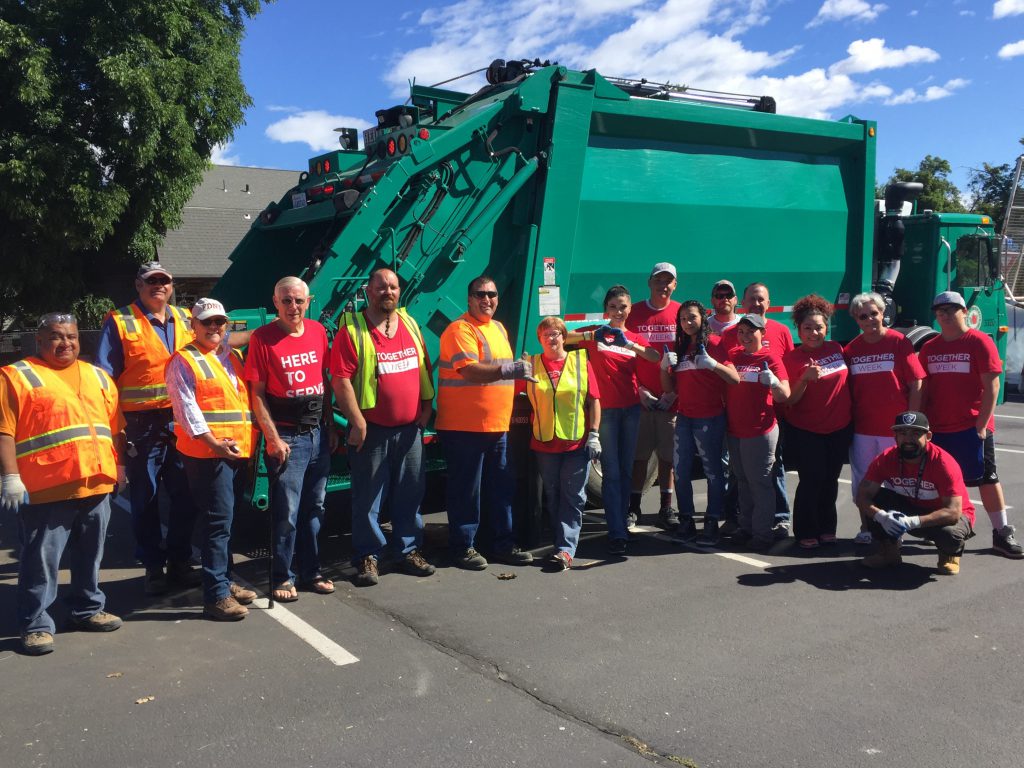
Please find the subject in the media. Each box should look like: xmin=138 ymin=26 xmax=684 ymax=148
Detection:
xmin=884 ymin=78 xmax=969 ymax=105
xmin=266 ymin=104 xmax=301 ymax=113
xmin=999 ymin=39 xmax=1024 ymax=58
xmin=807 ymin=0 xmax=887 ymax=28
xmin=829 ymin=38 xmax=939 ymax=75
xmin=994 ymin=0 xmax=1024 ymax=19
xmin=265 ymin=111 xmax=373 ymax=152
xmin=210 ymin=142 xmax=241 ymax=166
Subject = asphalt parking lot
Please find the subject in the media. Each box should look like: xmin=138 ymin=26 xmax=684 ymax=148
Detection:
xmin=2 ymin=398 xmax=1023 ymax=768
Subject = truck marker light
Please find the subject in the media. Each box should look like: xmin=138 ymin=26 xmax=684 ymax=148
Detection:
xmin=999 ymin=325 xmax=1009 ymax=333
xmin=418 ymin=128 xmax=430 ymax=140
xmin=398 ymin=134 xmax=408 ymax=154
xmin=981 ymin=216 xmax=990 ymax=225
xmin=387 ymin=138 xmax=397 ymax=156
xmin=310 ymin=186 xmax=323 ymax=197
xmin=316 ymin=162 xmax=323 ymax=175
xmin=868 ymin=127 xmax=875 ymax=137
xmin=323 ymin=185 xmax=335 ymax=195
xmin=324 ymin=160 xmax=331 ymax=172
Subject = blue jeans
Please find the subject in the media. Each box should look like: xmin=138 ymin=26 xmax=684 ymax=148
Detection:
xmin=350 ymin=422 xmax=426 ymax=560
xmin=182 ymin=456 xmax=245 ymax=603
xmin=599 ymin=404 xmax=641 ymax=541
xmin=267 ymin=425 xmax=330 ymax=584
xmin=673 ymin=413 xmax=726 ymax=521
xmin=439 ymin=430 xmax=515 ymax=553
xmin=536 ymin=448 xmax=590 ymax=557
xmin=17 ymin=494 xmax=111 ymax=634
xmin=125 ymin=409 xmax=198 ymax=567
xmin=773 ymin=423 xmax=792 ymax=524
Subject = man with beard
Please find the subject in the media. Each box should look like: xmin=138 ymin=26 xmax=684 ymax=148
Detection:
xmin=332 ymin=268 xmax=436 ymax=587
xmin=855 ymin=411 xmax=975 ymax=575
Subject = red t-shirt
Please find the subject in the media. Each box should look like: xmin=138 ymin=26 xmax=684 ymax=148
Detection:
xmin=919 ymin=330 xmax=1002 ymax=433
xmin=580 ymin=328 xmax=644 ymax=409
xmin=626 ymin=299 xmax=680 ymax=396
xmin=244 ymin=320 xmax=329 ymax=399
xmin=330 ymin=315 xmax=427 ymax=427
xmin=530 ymin=357 xmax=601 ymax=453
xmin=864 ymin=442 xmax=976 ymax=526
xmin=720 ymin=317 xmax=795 ymax=359
xmin=782 ymin=341 xmax=851 ymax=434
xmin=724 ymin=347 xmax=789 ymax=438
xmin=672 ymin=335 xmax=728 ymax=419
xmin=844 ymin=331 xmax=925 ymax=437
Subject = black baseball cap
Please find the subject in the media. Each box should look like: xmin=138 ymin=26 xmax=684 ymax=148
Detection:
xmin=892 ymin=411 xmax=930 ymax=432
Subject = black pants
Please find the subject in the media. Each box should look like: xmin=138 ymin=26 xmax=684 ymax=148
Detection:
xmin=865 ymin=488 xmax=974 ymax=555
xmin=787 ymin=423 xmax=852 ymax=540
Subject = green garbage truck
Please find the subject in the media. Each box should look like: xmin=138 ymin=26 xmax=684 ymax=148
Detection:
xmin=213 ymin=60 xmax=1008 ymax=509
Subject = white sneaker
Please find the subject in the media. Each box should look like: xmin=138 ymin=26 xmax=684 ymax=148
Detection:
xmin=854 ymin=530 xmax=873 ymax=545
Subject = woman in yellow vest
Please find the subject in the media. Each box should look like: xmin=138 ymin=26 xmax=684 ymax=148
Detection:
xmin=525 ymin=317 xmax=602 ymax=571
xmin=166 ymin=299 xmax=257 ymax=621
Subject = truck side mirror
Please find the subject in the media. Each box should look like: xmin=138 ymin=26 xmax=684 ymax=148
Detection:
xmin=986 ymin=237 xmax=1001 ymax=281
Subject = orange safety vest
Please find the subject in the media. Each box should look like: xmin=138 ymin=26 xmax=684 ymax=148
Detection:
xmin=435 ymin=314 xmax=514 ymax=432
xmin=107 ymin=302 xmax=193 ymax=411
xmin=1 ymin=357 xmax=118 ymax=494
xmin=170 ymin=344 xmax=254 ymax=459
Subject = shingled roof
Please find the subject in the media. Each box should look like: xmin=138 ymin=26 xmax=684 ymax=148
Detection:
xmin=160 ymin=165 xmax=300 ymax=279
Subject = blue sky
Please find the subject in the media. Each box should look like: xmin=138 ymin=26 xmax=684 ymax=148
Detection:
xmin=218 ymin=0 xmax=1024 ymax=196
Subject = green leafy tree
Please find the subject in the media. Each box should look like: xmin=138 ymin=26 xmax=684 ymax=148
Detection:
xmin=966 ymin=137 xmax=1024 ymax=231
xmin=0 ymin=0 xmax=262 ymax=327
xmin=882 ymin=155 xmax=966 ymax=214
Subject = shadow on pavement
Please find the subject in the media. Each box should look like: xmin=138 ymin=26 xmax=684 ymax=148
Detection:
xmin=736 ymin=557 xmax=937 ymax=591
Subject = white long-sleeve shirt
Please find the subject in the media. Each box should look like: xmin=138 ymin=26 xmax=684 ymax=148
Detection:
xmin=166 ymin=343 xmax=239 ymax=438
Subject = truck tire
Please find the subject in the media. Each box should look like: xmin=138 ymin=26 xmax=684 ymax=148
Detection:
xmin=585 ymin=453 xmax=658 ymax=508
xmin=895 ymin=325 xmax=939 ymax=351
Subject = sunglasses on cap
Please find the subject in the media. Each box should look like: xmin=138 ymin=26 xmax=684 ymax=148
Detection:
xmin=471 ymin=290 xmax=498 ymax=299
xmin=143 ymin=275 xmax=172 ymax=285
xmin=199 ymin=317 xmax=229 ymax=327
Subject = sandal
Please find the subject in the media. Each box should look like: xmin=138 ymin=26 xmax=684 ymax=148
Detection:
xmin=301 ymin=576 xmax=335 ymax=595
xmin=819 ymin=533 xmax=837 ymax=545
xmin=798 ymin=538 xmax=820 ymax=549
xmin=272 ymin=582 xmax=299 ymax=602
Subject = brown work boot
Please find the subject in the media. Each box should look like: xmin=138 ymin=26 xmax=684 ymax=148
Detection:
xmin=937 ymin=553 xmax=961 ymax=575
xmin=69 ymin=611 xmax=123 ymax=632
xmin=354 ymin=555 xmax=379 ymax=587
xmin=400 ymin=549 xmax=436 ymax=577
xmin=21 ymin=631 xmax=54 ymax=656
xmin=229 ymin=582 xmax=257 ymax=605
xmin=204 ymin=596 xmax=248 ymax=621
xmin=861 ymin=539 xmax=902 ymax=569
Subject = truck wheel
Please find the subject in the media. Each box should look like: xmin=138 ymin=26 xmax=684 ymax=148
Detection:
xmin=585 ymin=453 xmax=657 ymax=508
xmin=894 ymin=325 xmax=938 ymax=351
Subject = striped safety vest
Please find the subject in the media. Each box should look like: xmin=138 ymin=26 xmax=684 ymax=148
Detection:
xmin=341 ymin=308 xmax=435 ymax=410
xmin=170 ymin=344 xmax=254 ymax=459
xmin=1 ymin=358 xmax=118 ymax=494
xmin=107 ymin=302 xmax=193 ymax=411
xmin=525 ymin=350 xmax=588 ymax=443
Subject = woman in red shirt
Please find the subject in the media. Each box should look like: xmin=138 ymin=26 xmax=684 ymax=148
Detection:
xmin=723 ymin=315 xmax=791 ymax=551
xmin=659 ymin=300 xmax=738 ymax=545
xmin=781 ymin=295 xmax=853 ymax=548
xmin=526 ymin=317 xmax=602 ymax=571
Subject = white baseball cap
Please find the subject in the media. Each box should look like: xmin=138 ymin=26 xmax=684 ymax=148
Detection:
xmin=192 ymin=298 xmax=229 ymax=321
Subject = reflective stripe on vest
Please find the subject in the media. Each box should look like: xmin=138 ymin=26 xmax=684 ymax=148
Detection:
xmin=108 ymin=302 xmax=193 ymax=410
xmin=525 ymin=350 xmax=588 ymax=442
xmin=172 ymin=344 xmax=253 ymax=459
xmin=436 ymin=317 xmax=513 ymax=388
xmin=1 ymin=358 xmax=118 ymax=493
xmin=341 ymin=308 xmax=435 ymax=410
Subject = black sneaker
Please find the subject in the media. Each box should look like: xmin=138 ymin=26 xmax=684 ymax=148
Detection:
xmin=491 ymin=548 xmax=534 ymax=565
xmin=657 ymin=506 xmax=680 ymax=531
xmin=993 ymin=525 xmax=1024 ymax=559
xmin=608 ymin=538 xmax=627 ymax=556
xmin=697 ymin=519 xmax=720 ymax=546
xmin=454 ymin=548 xmax=488 ymax=570
xmin=772 ymin=521 xmax=791 ymax=541
xmin=400 ymin=549 xmax=436 ymax=576
xmin=719 ymin=519 xmax=740 ymax=538
xmin=671 ymin=516 xmax=698 ymax=542
xmin=144 ymin=566 xmax=167 ymax=595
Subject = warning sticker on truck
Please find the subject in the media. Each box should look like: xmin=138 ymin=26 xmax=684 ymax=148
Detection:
xmin=538 ymin=285 xmax=561 ymax=316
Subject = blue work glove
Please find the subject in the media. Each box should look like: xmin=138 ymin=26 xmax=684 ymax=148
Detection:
xmin=757 ymin=361 xmax=780 ymax=388
xmin=873 ymin=509 xmax=908 ymax=538
xmin=585 ymin=431 xmax=602 ymax=460
xmin=596 ymin=325 xmax=628 ymax=347
xmin=2 ymin=473 xmax=27 ymax=512
xmin=891 ymin=512 xmax=921 ymax=532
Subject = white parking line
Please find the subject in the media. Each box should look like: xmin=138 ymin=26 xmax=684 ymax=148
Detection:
xmin=238 ymin=581 xmax=359 ymax=666
xmin=996 ymin=447 xmax=1024 ymax=454
xmin=996 ymin=414 xmax=1024 ymax=420
xmin=627 ymin=524 xmax=772 ymax=568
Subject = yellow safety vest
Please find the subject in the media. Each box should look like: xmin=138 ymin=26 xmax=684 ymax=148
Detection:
xmin=341 ymin=307 xmax=434 ymax=410
xmin=525 ymin=350 xmax=588 ymax=442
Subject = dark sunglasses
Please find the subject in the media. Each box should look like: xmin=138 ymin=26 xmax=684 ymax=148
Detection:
xmin=712 ymin=292 xmax=734 ymax=299
xmin=471 ymin=290 xmax=498 ymax=299
xmin=199 ymin=317 xmax=228 ymax=327
xmin=143 ymin=276 xmax=172 ymax=286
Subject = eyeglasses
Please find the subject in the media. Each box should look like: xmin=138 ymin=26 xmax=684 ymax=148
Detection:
xmin=199 ymin=317 xmax=228 ymax=327
xmin=279 ymin=297 xmax=307 ymax=306
xmin=471 ymin=290 xmax=498 ymax=299
xmin=542 ymin=331 xmax=563 ymax=340
xmin=712 ymin=293 xmax=734 ymax=300
xmin=143 ymin=276 xmax=172 ymax=286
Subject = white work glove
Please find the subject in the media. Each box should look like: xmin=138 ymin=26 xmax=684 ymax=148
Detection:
xmin=639 ymin=386 xmax=659 ymax=410
xmin=499 ymin=358 xmax=538 ymax=383
xmin=873 ymin=510 xmax=908 ymax=538
xmin=659 ymin=351 xmax=678 ymax=371
xmin=758 ymin=362 xmax=780 ymax=388
xmin=694 ymin=344 xmax=718 ymax=371
xmin=585 ymin=431 xmax=602 ymax=461
xmin=656 ymin=391 xmax=677 ymax=411
xmin=891 ymin=512 xmax=921 ymax=532
xmin=2 ymin=473 xmax=27 ymax=512
xmin=596 ymin=325 xmax=628 ymax=347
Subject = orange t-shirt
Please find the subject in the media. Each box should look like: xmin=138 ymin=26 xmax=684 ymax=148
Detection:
xmin=435 ymin=314 xmax=514 ymax=432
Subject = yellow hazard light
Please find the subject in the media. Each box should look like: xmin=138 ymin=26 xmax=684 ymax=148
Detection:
xmin=981 ymin=216 xmax=990 ymax=224
xmin=868 ymin=127 xmax=875 ymax=137
xmin=999 ymin=325 xmax=1009 ymax=333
